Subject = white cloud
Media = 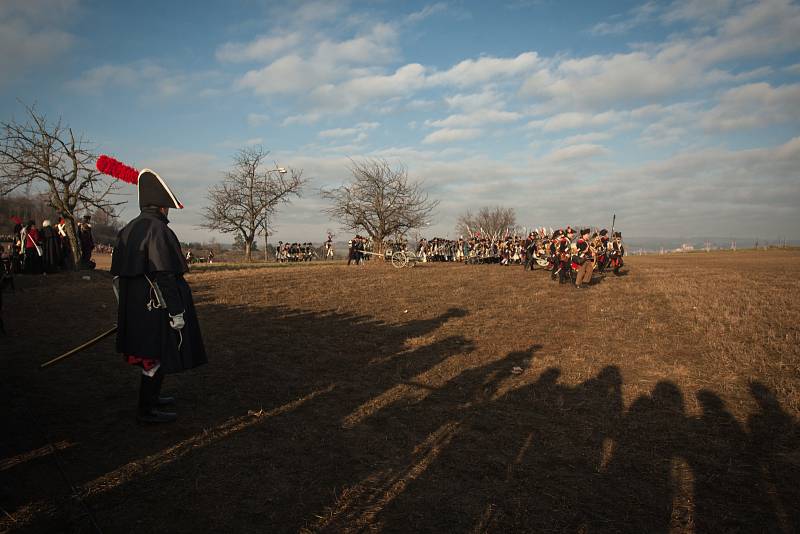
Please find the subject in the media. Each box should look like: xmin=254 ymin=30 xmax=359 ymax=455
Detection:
xmin=230 ymin=23 xmax=399 ymax=96
xmin=407 ymin=2 xmax=448 ymax=23
xmin=590 ymin=1 xmax=659 ymax=35
xmin=429 ymin=52 xmax=539 ymax=86
xmin=558 ymin=132 xmax=612 ymax=145
xmin=0 ymin=0 xmax=77 ymax=87
xmin=310 ymin=63 xmax=428 ymax=112
xmin=407 ymin=99 xmax=436 ymax=110
xmin=422 ymin=128 xmax=482 ymax=144
xmin=427 ymin=109 xmax=522 ymax=128
xmin=237 ymin=54 xmax=336 ymax=95
xmin=444 ymin=89 xmax=506 ymax=111
xmin=522 ymin=0 xmax=800 ymax=110
xmin=216 ymin=33 xmax=302 ymax=63
xmin=247 ymin=113 xmax=270 ymax=127
xmin=319 ymin=122 xmax=379 ymax=139
xmin=282 ymin=113 xmax=322 ymax=126
xmin=67 ymin=61 xmax=218 ymax=99
xmin=661 ymin=0 xmax=737 ymax=24
xmin=528 ymin=111 xmax=622 ymax=131
xmin=701 ymin=82 xmax=800 ymax=131
xmin=313 ymin=23 xmax=398 ymax=65
xmin=544 ymin=143 xmax=609 ymax=162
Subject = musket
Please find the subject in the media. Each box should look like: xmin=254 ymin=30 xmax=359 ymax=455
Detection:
xmin=40 ymin=325 xmax=117 ymax=369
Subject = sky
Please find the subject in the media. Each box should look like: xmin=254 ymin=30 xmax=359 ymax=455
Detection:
xmin=1 ymin=0 xmax=799 ymax=243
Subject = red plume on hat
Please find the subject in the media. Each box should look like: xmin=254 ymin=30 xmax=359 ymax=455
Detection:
xmin=9 ymin=215 xmax=23 ymax=225
xmin=96 ymin=154 xmax=184 ymax=209
xmin=96 ymin=154 xmax=139 ymax=185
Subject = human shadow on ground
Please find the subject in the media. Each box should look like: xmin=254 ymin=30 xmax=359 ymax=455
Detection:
xmin=343 ymin=356 xmax=798 ymax=533
xmin=4 ymin=298 xmax=799 ymax=534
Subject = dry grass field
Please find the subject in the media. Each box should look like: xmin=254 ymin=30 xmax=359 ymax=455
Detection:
xmin=1 ymin=250 xmax=799 ymax=533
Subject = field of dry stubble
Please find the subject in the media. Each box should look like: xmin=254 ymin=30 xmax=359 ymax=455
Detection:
xmin=1 ymin=249 xmax=798 ymax=533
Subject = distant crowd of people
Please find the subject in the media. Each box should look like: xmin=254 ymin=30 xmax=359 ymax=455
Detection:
xmin=276 ymin=242 xmax=318 ymax=262
xmin=407 ymin=226 xmax=626 ymax=288
xmin=1 ymin=215 xmax=97 ymax=275
xmin=343 ymin=227 xmax=626 ymax=287
xmin=185 ymin=249 xmax=215 ymax=264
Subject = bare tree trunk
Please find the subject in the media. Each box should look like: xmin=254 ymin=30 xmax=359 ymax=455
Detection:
xmin=64 ymin=218 xmax=80 ymax=269
xmin=244 ymin=240 xmax=252 ymax=262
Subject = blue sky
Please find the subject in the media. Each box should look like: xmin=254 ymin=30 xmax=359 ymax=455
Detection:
xmin=1 ymin=0 xmax=799 ymax=242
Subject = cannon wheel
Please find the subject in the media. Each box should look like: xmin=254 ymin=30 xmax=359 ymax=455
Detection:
xmin=391 ymin=251 xmax=409 ymax=269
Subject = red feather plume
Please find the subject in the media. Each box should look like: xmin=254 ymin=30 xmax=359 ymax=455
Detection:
xmin=9 ymin=215 xmax=23 ymax=225
xmin=96 ymin=154 xmax=139 ymax=185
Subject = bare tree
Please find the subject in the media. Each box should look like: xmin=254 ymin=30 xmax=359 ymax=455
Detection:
xmin=321 ymin=158 xmax=438 ymax=251
xmin=0 ymin=104 xmax=122 ymax=269
xmin=201 ymin=146 xmax=305 ymax=262
xmin=456 ymin=206 xmax=516 ymax=240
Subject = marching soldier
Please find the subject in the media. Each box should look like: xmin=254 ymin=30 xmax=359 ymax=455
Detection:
xmin=107 ymin=161 xmax=207 ymax=424
xmin=574 ymin=228 xmax=595 ymax=289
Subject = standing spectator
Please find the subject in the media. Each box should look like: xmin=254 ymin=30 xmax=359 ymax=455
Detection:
xmin=11 ymin=221 xmax=23 ymax=274
xmin=23 ymin=220 xmax=42 ymax=274
xmin=56 ymin=216 xmax=72 ymax=269
xmin=0 ymin=244 xmax=8 ymax=336
xmin=78 ymin=215 xmax=95 ymax=268
xmin=40 ymin=220 xmax=62 ymax=273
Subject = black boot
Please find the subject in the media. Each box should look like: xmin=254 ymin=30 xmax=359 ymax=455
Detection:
xmin=150 ymin=367 xmax=175 ymax=406
xmin=137 ymin=372 xmax=176 ymax=424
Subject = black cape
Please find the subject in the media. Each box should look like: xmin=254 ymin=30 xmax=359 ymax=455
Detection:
xmin=110 ymin=208 xmax=207 ymax=373
xmin=41 ymin=226 xmax=61 ymax=273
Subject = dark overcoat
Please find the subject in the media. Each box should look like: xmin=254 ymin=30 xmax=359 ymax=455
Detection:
xmin=110 ymin=208 xmax=207 ymax=373
xmin=41 ymin=226 xmax=61 ymax=273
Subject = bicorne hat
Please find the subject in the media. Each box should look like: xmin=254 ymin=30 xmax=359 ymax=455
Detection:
xmin=96 ymin=155 xmax=183 ymax=210
xmin=137 ymin=169 xmax=183 ymax=209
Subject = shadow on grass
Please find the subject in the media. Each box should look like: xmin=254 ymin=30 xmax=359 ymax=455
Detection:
xmin=3 ymin=299 xmax=798 ymax=533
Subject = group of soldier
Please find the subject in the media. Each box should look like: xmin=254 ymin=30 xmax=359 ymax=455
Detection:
xmin=346 ymin=235 xmax=372 ymax=265
xmin=409 ymin=226 xmax=625 ymax=288
xmin=276 ymin=241 xmax=319 ymax=262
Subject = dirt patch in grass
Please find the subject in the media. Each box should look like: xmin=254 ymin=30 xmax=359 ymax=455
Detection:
xmin=1 ymin=250 xmax=798 ymax=532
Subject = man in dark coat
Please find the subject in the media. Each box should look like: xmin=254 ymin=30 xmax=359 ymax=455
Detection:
xmin=40 ymin=220 xmax=62 ymax=273
xmin=110 ymin=167 xmax=207 ymax=424
xmin=78 ymin=215 xmax=95 ymax=268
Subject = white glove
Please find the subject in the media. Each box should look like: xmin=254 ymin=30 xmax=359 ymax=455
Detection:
xmin=169 ymin=312 xmax=185 ymax=330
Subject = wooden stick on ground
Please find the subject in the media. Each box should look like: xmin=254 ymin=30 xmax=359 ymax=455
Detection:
xmin=39 ymin=326 xmax=117 ymax=369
